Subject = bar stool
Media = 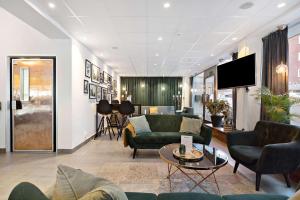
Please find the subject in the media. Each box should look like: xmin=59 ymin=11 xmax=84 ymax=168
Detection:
xmin=110 ymin=100 xmax=120 ymax=131
xmin=117 ymin=101 xmax=135 ymax=140
xmin=95 ymin=100 xmax=115 ymax=140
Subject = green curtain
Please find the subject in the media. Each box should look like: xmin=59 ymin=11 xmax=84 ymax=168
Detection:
xmin=120 ymin=77 xmax=182 ymax=106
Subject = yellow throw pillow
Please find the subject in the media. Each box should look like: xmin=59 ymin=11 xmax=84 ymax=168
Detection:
xmin=179 ymin=117 xmax=202 ymax=134
xmin=289 ymin=189 xmax=300 ymax=200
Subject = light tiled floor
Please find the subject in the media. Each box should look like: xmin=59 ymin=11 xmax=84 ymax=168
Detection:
xmin=0 ymin=135 xmax=297 ymax=199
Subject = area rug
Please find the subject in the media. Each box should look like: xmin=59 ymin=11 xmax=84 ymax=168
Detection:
xmin=97 ymin=161 xmax=262 ymax=195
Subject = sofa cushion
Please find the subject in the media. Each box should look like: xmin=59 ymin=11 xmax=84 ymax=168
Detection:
xmin=158 ymin=192 xmax=222 ymax=200
xmin=229 ymin=145 xmax=262 ymax=165
xmin=146 ymin=115 xmax=182 ymax=132
xmin=180 ymin=117 xmax=202 ymax=134
xmin=8 ymin=182 xmax=50 ymax=200
xmin=133 ymin=132 xmax=205 ymax=144
xmin=52 ymin=165 xmax=127 ymax=200
xmin=125 ymin=192 xmax=157 ymax=200
xmin=129 ymin=116 xmax=151 ymax=134
xmin=223 ymin=194 xmax=288 ymax=200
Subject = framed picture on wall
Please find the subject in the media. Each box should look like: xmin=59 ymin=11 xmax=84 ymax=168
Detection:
xmin=107 ymin=92 xmax=112 ymax=103
xmin=91 ymin=64 xmax=101 ymax=83
xmin=85 ymin=59 xmax=92 ymax=78
xmin=102 ymin=88 xmax=108 ymax=100
xmin=84 ymin=80 xmax=89 ymax=94
xmin=96 ymin=86 xmax=101 ymax=102
xmin=103 ymin=72 xmax=112 ymax=84
xmin=100 ymin=72 xmax=104 ymax=83
xmin=107 ymin=84 xmax=112 ymax=94
xmin=89 ymin=84 xmax=97 ymax=99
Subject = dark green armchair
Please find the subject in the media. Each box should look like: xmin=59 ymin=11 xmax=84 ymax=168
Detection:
xmin=228 ymin=121 xmax=300 ymax=191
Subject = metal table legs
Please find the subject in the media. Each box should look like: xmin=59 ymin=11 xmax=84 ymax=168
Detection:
xmin=166 ymin=164 xmax=221 ymax=194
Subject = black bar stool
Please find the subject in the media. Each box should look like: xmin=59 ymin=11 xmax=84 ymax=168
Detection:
xmin=110 ymin=100 xmax=120 ymax=130
xmin=117 ymin=101 xmax=135 ymax=140
xmin=95 ymin=100 xmax=115 ymax=140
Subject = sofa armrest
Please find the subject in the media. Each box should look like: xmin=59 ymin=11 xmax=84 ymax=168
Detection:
xmin=227 ymin=131 xmax=258 ymax=147
xmin=257 ymin=141 xmax=300 ymax=174
xmin=124 ymin=128 xmax=137 ymax=149
xmin=200 ymin=125 xmax=212 ymax=145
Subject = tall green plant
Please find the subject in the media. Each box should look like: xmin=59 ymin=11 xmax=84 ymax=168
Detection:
xmin=255 ymin=87 xmax=300 ymax=123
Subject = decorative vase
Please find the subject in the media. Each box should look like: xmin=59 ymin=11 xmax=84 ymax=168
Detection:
xmin=211 ymin=115 xmax=223 ymax=127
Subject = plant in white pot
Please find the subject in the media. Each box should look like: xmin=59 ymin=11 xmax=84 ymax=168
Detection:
xmin=205 ymin=99 xmax=230 ymax=127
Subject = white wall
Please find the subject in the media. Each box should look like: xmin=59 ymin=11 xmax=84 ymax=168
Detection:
xmin=0 ymin=7 xmax=73 ymax=150
xmin=0 ymin=7 xmax=119 ymax=150
xmin=71 ymin=40 xmax=119 ymax=148
xmin=235 ymin=37 xmax=263 ymax=130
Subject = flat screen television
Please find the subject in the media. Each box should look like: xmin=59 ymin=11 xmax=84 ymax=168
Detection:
xmin=217 ymin=53 xmax=256 ymax=90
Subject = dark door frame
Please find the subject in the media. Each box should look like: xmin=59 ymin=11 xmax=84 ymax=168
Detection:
xmin=9 ymin=56 xmax=56 ymax=152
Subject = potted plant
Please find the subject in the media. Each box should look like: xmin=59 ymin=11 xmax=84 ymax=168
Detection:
xmin=255 ymin=87 xmax=300 ymax=123
xmin=205 ymin=99 xmax=230 ymax=127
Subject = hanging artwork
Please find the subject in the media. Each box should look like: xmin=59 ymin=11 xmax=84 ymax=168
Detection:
xmin=84 ymin=80 xmax=89 ymax=94
xmin=91 ymin=64 xmax=101 ymax=84
xmin=85 ymin=59 xmax=92 ymax=78
xmin=102 ymin=88 xmax=108 ymax=100
xmin=89 ymin=84 xmax=97 ymax=99
xmin=103 ymin=71 xmax=112 ymax=84
xmin=96 ymin=86 xmax=101 ymax=102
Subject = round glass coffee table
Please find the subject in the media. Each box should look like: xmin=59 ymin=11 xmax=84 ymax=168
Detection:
xmin=159 ymin=143 xmax=228 ymax=194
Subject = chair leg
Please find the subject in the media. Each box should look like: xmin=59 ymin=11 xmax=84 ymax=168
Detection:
xmin=106 ymin=117 xmax=112 ymax=140
xmin=283 ymin=173 xmax=291 ymax=188
xmin=133 ymin=148 xmax=137 ymax=159
xmin=107 ymin=117 xmax=115 ymax=136
xmin=256 ymin=173 xmax=261 ymax=191
xmin=233 ymin=162 xmax=239 ymax=173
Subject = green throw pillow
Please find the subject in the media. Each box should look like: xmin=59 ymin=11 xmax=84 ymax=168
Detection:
xmin=52 ymin=165 xmax=128 ymax=200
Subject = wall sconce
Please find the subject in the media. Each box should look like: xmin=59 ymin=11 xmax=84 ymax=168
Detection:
xmin=141 ymin=83 xmax=145 ymax=88
xmin=276 ymin=62 xmax=288 ymax=74
xmin=122 ymin=87 xmax=126 ymax=91
xmin=161 ymin=86 xmax=166 ymax=91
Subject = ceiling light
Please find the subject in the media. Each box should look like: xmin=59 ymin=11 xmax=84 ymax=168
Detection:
xmin=210 ymin=54 xmax=214 ymax=57
xmin=161 ymin=86 xmax=166 ymax=91
xmin=48 ymin=2 xmax=56 ymax=9
xmin=157 ymin=36 xmax=163 ymax=41
xmin=232 ymin=37 xmax=238 ymax=41
xmin=277 ymin=2 xmax=286 ymax=8
xmin=163 ymin=2 xmax=171 ymax=8
xmin=155 ymin=53 xmax=159 ymax=57
xmin=154 ymin=63 xmax=157 ymax=66
xmin=239 ymin=2 xmax=254 ymax=10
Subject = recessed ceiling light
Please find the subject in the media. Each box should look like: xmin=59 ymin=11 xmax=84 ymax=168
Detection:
xmin=154 ymin=63 xmax=158 ymax=66
xmin=48 ymin=2 xmax=56 ymax=9
xmin=277 ymin=2 xmax=286 ymax=8
xmin=157 ymin=36 xmax=163 ymax=41
xmin=163 ymin=2 xmax=171 ymax=8
xmin=155 ymin=53 xmax=159 ymax=57
xmin=239 ymin=2 xmax=254 ymax=9
xmin=232 ymin=37 xmax=238 ymax=41
xmin=197 ymin=63 xmax=201 ymax=66
xmin=210 ymin=54 xmax=214 ymax=57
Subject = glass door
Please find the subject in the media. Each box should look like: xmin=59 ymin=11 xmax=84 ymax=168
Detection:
xmin=11 ymin=58 xmax=55 ymax=151
xmin=204 ymin=76 xmax=215 ymax=121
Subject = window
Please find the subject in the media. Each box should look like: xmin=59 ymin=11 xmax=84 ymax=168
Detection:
xmin=191 ymin=73 xmax=204 ymax=116
xmin=20 ymin=68 xmax=29 ymax=101
xmin=288 ymin=34 xmax=300 ymax=126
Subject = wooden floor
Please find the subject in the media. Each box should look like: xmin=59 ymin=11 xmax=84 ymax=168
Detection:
xmin=0 ymin=135 xmax=297 ymax=199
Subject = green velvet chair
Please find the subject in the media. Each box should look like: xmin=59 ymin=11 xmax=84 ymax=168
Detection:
xmin=124 ymin=114 xmax=212 ymax=158
xmin=228 ymin=120 xmax=300 ymax=191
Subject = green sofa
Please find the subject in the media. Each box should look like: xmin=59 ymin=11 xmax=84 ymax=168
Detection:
xmin=124 ymin=115 xmax=212 ymax=158
xmin=9 ymin=182 xmax=289 ymax=200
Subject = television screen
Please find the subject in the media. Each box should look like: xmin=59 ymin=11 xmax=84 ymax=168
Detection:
xmin=217 ymin=54 xmax=256 ymax=90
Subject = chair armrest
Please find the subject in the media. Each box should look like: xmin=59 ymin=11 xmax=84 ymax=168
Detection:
xmin=227 ymin=131 xmax=258 ymax=147
xmin=200 ymin=125 xmax=212 ymax=145
xmin=257 ymin=141 xmax=300 ymax=174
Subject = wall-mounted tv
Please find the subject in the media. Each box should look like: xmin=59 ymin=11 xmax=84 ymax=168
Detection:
xmin=217 ymin=54 xmax=256 ymax=90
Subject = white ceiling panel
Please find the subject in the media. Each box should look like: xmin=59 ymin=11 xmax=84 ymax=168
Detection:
xmin=18 ymin=0 xmax=300 ymax=76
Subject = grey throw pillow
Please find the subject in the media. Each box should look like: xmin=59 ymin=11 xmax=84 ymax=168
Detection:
xmin=128 ymin=115 xmax=152 ymax=134
xmin=179 ymin=117 xmax=202 ymax=134
xmin=52 ymin=165 xmax=128 ymax=200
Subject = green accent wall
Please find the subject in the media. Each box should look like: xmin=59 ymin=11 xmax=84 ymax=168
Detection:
xmin=120 ymin=77 xmax=182 ymax=106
